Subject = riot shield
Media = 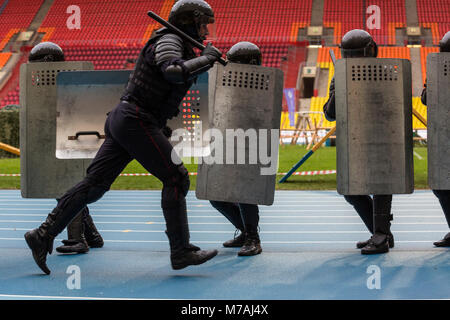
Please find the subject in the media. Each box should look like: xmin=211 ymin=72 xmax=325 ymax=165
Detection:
xmin=335 ymin=58 xmax=414 ymax=195
xmin=55 ymin=70 xmax=209 ymax=159
xmin=195 ymin=62 xmax=284 ymax=206
xmin=426 ymin=52 xmax=450 ymax=189
xmin=19 ymin=61 xmax=94 ymax=198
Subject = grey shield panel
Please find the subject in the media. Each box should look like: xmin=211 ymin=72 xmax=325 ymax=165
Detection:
xmin=196 ymin=63 xmax=284 ymax=205
xmin=56 ymin=70 xmax=130 ymax=159
xmin=335 ymin=58 xmax=414 ymax=195
xmin=19 ymin=61 xmax=94 ymax=198
xmin=56 ymin=71 xmax=209 ymax=159
xmin=426 ymin=52 xmax=450 ymax=189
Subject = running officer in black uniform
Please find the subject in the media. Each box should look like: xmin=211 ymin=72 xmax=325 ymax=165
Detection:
xmin=28 ymin=42 xmax=104 ymax=255
xmin=210 ymin=41 xmax=263 ymax=256
xmin=24 ymin=0 xmax=223 ymax=274
xmin=420 ymin=30 xmax=450 ymax=247
xmin=323 ymin=29 xmax=395 ymax=255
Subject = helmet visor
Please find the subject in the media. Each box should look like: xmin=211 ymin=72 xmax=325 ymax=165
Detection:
xmin=198 ymin=15 xmax=216 ymax=41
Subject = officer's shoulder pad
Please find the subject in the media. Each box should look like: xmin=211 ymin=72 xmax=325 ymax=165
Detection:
xmin=157 ymin=33 xmax=184 ymax=45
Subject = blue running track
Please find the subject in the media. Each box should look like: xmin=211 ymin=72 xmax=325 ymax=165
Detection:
xmin=0 ymin=190 xmax=448 ymax=300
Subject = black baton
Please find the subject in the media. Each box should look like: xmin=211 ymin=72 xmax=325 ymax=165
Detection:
xmin=147 ymin=11 xmax=227 ymax=66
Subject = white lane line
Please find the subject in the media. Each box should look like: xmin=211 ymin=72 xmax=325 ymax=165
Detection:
xmin=1 ymin=228 xmax=447 ymax=234
xmin=0 ymin=214 xmax=445 ymax=218
xmin=0 ymin=294 xmax=160 ymax=300
xmin=0 ymin=220 xmax=447 ymax=225
xmin=0 ymin=203 xmax=442 ymax=208
xmin=0 ymin=238 xmax=440 ymax=244
xmin=0 ymin=208 xmax=444 ymax=213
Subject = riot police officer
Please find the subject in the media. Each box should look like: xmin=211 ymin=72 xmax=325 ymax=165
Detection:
xmin=24 ymin=0 xmax=222 ymax=274
xmin=210 ymin=41 xmax=263 ymax=256
xmin=323 ymin=29 xmax=394 ymax=254
xmin=420 ymin=31 xmax=450 ymax=247
xmin=28 ymin=42 xmax=104 ymax=255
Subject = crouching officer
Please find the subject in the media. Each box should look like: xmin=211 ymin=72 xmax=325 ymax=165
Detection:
xmin=420 ymin=30 xmax=450 ymax=247
xmin=28 ymin=42 xmax=104 ymax=254
xmin=24 ymin=0 xmax=222 ymax=274
xmin=323 ymin=29 xmax=394 ymax=254
xmin=209 ymin=42 xmax=263 ymax=256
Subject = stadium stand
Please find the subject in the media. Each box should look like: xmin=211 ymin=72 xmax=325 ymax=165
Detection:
xmin=207 ymin=0 xmax=312 ymax=43
xmin=38 ymin=0 xmax=167 ymax=46
xmin=0 ymin=53 xmax=12 ymax=69
xmin=0 ymin=0 xmax=43 ymax=50
xmin=417 ymin=0 xmax=450 ymax=45
xmin=0 ymin=0 xmax=445 ymax=123
xmin=323 ymin=0 xmax=406 ymax=45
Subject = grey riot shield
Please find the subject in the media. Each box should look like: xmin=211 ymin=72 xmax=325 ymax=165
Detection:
xmin=426 ymin=52 xmax=450 ymax=189
xmin=56 ymin=70 xmax=130 ymax=159
xmin=20 ymin=61 xmax=94 ymax=198
xmin=55 ymin=70 xmax=209 ymax=159
xmin=335 ymin=58 xmax=413 ymax=195
xmin=195 ymin=63 xmax=284 ymax=205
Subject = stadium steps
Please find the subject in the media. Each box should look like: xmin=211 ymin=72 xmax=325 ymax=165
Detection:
xmin=409 ymin=47 xmax=424 ymax=96
xmin=310 ymin=0 xmax=325 ymax=26
xmin=28 ymin=0 xmax=55 ymax=32
xmin=405 ymin=0 xmax=420 ymax=27
xmin=417 ymin=0 xmax=450 ymax=44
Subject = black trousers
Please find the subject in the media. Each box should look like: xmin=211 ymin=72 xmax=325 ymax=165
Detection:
xmin=344 ymin=195 xmax=393 ymax=233
xmin=47 ymin=101 xmax=189 ymax=237
xmin=210 ymin=201 xmax=259 ymax=232
xmin=433 ymin=190 xmax=450 ymax=228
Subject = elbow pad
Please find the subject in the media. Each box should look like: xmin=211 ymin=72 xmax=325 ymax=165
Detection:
xmin=182 ymin=56 xmax=213 ymax=80
xmin=164 ymin=64 xmax=186 ymax=84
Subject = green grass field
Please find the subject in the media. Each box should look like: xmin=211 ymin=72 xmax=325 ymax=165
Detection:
xmin=0 ymin=145 xmax=430 ymax=190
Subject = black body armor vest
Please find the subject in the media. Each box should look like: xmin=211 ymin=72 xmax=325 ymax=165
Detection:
xmin=121 ymin=30 xmax=196 ymax=122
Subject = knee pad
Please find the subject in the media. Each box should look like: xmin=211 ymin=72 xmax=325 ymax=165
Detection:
xmin=86 ymin=185 xmax=107 ymax=204
xmin=162 ymin=165 xmax=190 ymax=207
xmin=57 ymin=180 xmax=107 ymax=212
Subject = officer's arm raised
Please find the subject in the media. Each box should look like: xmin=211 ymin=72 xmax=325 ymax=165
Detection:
xmin=155 ymin=34 xmax=221 ymax=84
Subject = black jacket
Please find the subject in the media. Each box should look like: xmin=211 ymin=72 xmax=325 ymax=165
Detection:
xmin=323 ymin=77 xmax=336 ymax=121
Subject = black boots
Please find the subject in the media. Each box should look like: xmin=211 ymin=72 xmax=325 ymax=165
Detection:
xmin=223 ymin=230 xmax=246 ymax=247
xmin=163 ymin=199 xmax=218 ymax=270
xmin=357 ymin=232 xmax=395 ymax=249
xmin=361 ymin=213 xmax=394 ymax=255
xmin=24 ymin=212 xmax=59 ymax=275
xmin=56 ymin=208 xmax=104 ymax=254
xmin=238 ymin=228 xmax=262 ymax=256
xmin=433 ymin=232 xmax=450 ymax=247
xmin=223 ymin=227 xmax=262 ymax=256
xmin=56 ymin=211 xmax=89 ymax=254
xmin=83 ymin=210 xmax=104 ymax=248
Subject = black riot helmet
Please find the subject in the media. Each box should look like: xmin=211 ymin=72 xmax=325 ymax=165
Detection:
xmin=168 ymin=0 xmax=215 ymax=42
xmin=226 ymin=41 xmax=262 ymax=65
xmin=439 ymin=31 xmax=450 ymax=52
xmin=29 ymin=42 xmax=65 ymax=62
xmin=340 ymin=29 xmax=378 ymax=58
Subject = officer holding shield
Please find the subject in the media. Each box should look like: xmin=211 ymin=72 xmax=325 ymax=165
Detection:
xmin=323 ymin=30 xmax=395 ymax=255
xmin=420 ymin=31 xmax=450 ymax=247
xmin=210 ymin=42 xmax=263 ymax=256
xmin=28 ymin=42 xmax=104 ymax=255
